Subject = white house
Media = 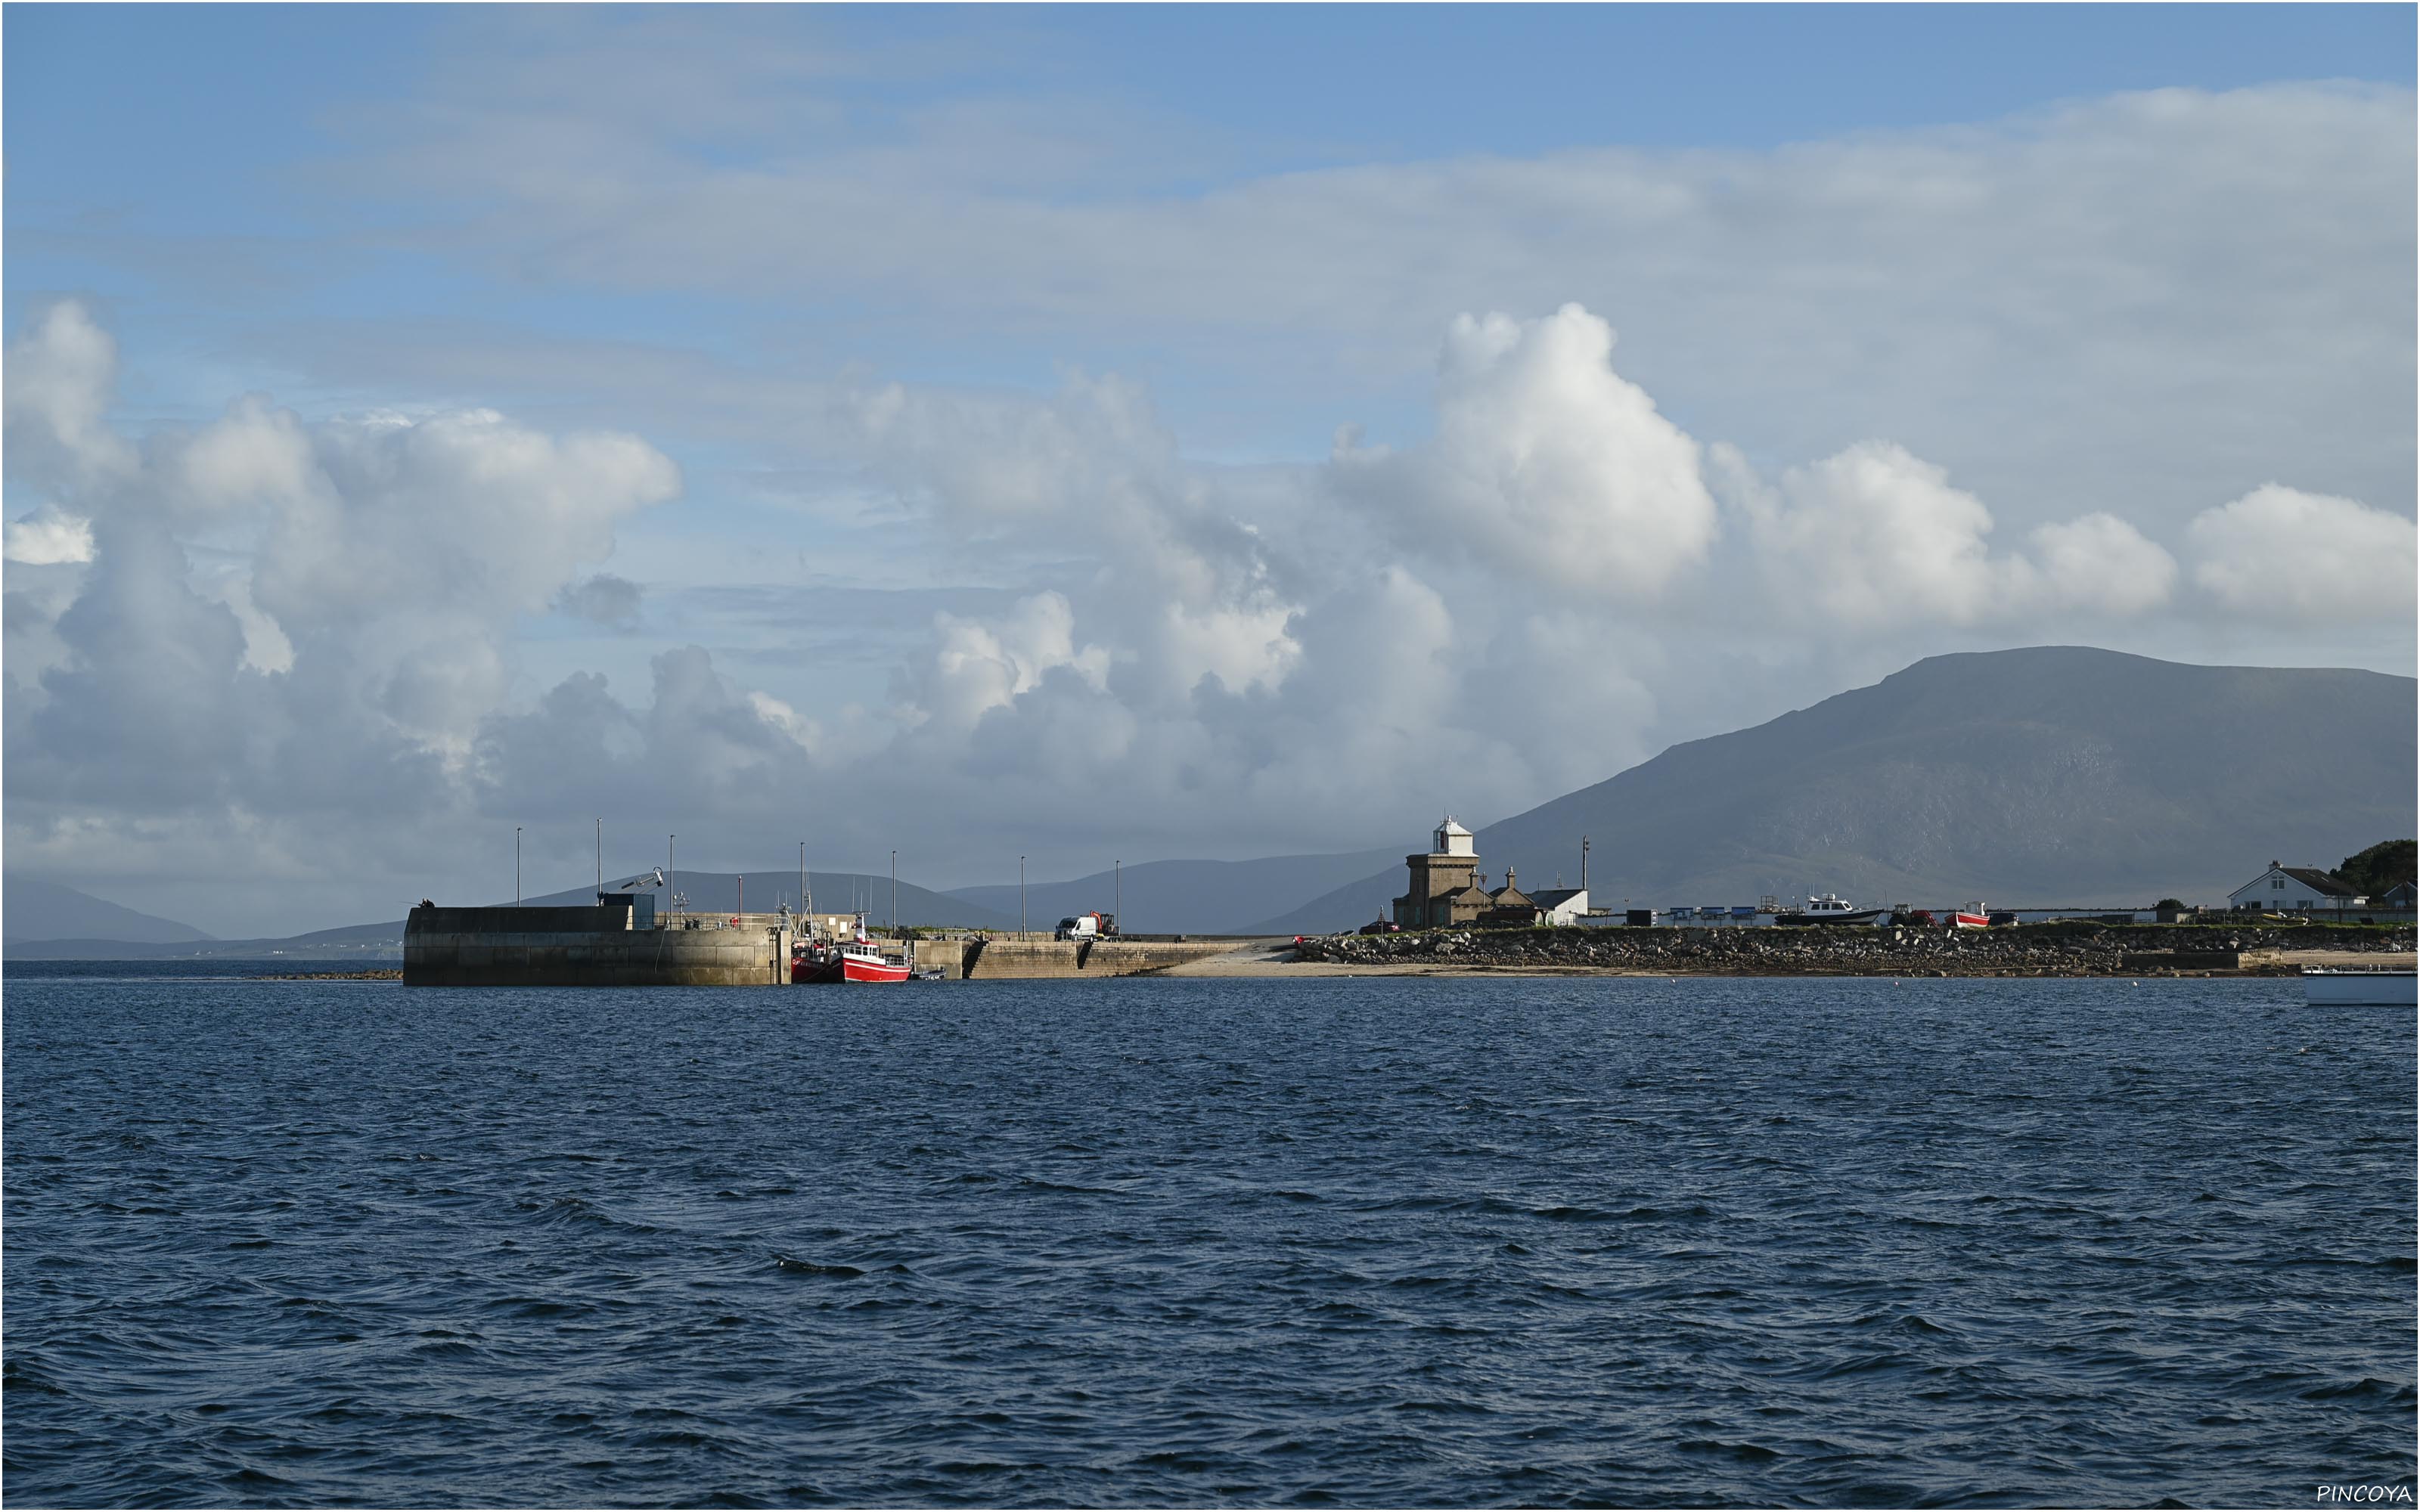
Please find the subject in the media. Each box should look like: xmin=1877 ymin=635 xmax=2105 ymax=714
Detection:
xmin=2227 ymin=861 xmax=2365 ymax=912
xmin=1527 ymin=887 xmax=1590 ymax=926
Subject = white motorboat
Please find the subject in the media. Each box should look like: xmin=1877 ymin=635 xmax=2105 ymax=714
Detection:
xmin=1774 ymin=893 xmax=1890 ymax=926
xmin=2301 ymin=966 xmax=2418 ymax=1006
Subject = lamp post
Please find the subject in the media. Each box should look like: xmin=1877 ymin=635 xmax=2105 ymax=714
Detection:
xmin=515 ymin=826 xmax=523 ymax=906
xmin=1019 ymin=855 xmax=1025 ymax=936
xmin=1115 ymin=858 xmax=1121 ymax=931
xmin=669 ymin=834 xmax=676 ymax=920
xmin=890 ymin=849 xmax=897 ymax=932
xmin=597 ymin=818 xmax=603 ymax=897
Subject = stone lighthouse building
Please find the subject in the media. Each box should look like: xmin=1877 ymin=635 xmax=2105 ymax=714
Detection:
xmin=1393 ymin=816 xmax=1492 ymax=929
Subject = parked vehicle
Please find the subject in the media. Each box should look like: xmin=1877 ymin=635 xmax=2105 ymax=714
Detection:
xmin=1056 ymin=911 xmax=1118 ymax=940
xmin=1906 ymin=909 xmax=1938 ymax=928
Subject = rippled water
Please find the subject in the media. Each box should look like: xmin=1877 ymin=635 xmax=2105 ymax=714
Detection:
xmin=5 ymin=968 xmax=2413 ymax=1507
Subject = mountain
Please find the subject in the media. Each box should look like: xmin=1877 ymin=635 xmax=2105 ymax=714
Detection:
xmin=3 ymin=878 xmax=214 ymax=944
xmin=945 ymin=849 xmax=1401 ymax=935
xmin=1248 ymin=647 xmax=2418 ymax=934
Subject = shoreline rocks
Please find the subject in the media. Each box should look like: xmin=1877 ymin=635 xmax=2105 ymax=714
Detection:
xmin=1296 ymin=922 xmax=2414 ymax=977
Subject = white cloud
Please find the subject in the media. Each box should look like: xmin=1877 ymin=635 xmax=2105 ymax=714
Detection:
xmin=1748 ymin=442 xmax=2028 ymax=627
xmin=5 ymin=302 xmax=685 ymax=876
xmin=1739 ymin=442 xmax=2181 ymax=629
xmin=920 ymin=591 xmax=1110 ymax=733
xmin=2028 ymin=513 xmax=2178 ymax=616
xmin=1333 ymin=304 xmax=1716 ymax=597
xmin=3 ymin=302 xmax=135 ymax=488
xmin=2187 ymin=484 xmax=2417 ymax=620
xmin=5 ymin=509 xmax=97 ymax=566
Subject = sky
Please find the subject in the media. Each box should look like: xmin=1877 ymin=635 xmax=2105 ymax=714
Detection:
xmin=5 ymin=4 xmax=2415 ymax=935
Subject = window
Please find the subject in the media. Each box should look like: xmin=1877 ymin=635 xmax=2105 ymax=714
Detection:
xmin=2273 ymin=877 xmax=2285 ymax=890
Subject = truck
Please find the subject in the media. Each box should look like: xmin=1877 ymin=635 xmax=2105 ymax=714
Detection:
xmin=1055 ymin=911 xmax=1118 ymax=940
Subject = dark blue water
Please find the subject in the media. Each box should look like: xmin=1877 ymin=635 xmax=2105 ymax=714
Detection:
xmin=6 ymin=969 xmax=2413 ymax=1507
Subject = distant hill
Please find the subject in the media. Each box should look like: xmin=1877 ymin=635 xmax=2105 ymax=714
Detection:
xmin=1249 ymin=647 xmax=2418 ymax=934
xmin=3 ymin=878 xmax=213 ymax=944
xmin=945 ymin=849 xmax=1401 ymax=935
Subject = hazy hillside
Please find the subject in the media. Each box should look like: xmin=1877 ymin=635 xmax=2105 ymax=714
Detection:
xmin=3 ymin=878 xmax=213 ymax=944
xmin=945 ymin=849 xmax=1401 ymax=934
xmin=1251 ymin=647 xmax=2418 ymax=934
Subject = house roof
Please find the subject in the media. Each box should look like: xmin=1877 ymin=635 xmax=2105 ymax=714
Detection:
xmin=2279 ymin=866 xmax=2360 ymax=897
xmin=1530 ymin=888 xmax=1587 ymax=909
xmin=2232 ymin=865 xmax=2360 ymax=899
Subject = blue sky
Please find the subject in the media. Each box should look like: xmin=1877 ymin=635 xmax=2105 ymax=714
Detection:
xmin=5 ymin=5 xmax=2414 ymax=931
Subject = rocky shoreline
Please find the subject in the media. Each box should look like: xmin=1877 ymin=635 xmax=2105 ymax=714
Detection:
xmin=1295 ymin=922 xmax=2415 ymax=977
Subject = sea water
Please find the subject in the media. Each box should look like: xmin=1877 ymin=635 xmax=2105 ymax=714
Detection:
xmin=5 ymin=967 xmax=2412 ymax=1507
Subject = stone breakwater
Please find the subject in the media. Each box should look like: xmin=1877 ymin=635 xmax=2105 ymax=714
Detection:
xmin=1298 ymin=922 xmax=2416 ymax=977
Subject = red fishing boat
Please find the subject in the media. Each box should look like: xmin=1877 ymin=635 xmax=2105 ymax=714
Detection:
xmin=791 ymin=925 xmax=913 ymax=984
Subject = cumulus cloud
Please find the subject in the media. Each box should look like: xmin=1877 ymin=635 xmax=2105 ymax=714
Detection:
xmin=2186 ymin=484 xmax=2417 ymax=621
xmin=2027 ymin=513 xmax=2180 ymax=616
xmin=1333 ymin=304 xmax=1717 ymax=597
xmin=4 ymin=302 xmax=684 ymax=914
xmin=1736 ymin=441 xmax=2179 ymax=628
xmin=2 ymin=296 xmax=2397 ymax=934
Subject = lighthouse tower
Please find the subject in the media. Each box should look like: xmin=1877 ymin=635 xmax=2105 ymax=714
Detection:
xmin=1392 ymin=816 xmax=1486 ymax=928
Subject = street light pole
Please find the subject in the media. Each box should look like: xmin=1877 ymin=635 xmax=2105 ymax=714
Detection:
xmin=669 ymin=834 xmax=676 ymax=920
xmin=516 ymin=826 xmax=523 ymax=906
xmin=1019 ymin=855 xmax=1025 ymax=936
xmin=1115 ymin=858 xmax=1121 ymax=930
xmin=890 ymin=849 xmax=897 ymax=931
xmin=597 ymin=818 xmax=603 ymax=897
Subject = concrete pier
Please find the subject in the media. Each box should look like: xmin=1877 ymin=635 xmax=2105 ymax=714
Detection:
xmin=405 ymin=903 xmax=793 ymax=986
xmin=952 ymin=936 xmax=1243 ymax=978
xmin=405 ymin=900 xmax=1259 ymax=987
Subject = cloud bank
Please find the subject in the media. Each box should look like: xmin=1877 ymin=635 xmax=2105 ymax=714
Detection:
xmin=8 ymin=296 xmax=2406 ymax=932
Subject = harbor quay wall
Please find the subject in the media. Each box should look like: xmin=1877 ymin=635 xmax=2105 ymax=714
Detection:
xmin=405 ymin=905 xmax=791 ymax=987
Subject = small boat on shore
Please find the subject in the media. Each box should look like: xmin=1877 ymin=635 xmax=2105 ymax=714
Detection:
xmin=1774 ymin=894 xmax=1890 ymax=926
xmin=2301 ymin=966 xmax=2417 ymax=1006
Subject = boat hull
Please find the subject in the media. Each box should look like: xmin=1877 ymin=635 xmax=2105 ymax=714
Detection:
xmin=840 ymin=953 xmax=911 ymax=984
xmin=2303 ymin=968 xmax=2417 ymax=1006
